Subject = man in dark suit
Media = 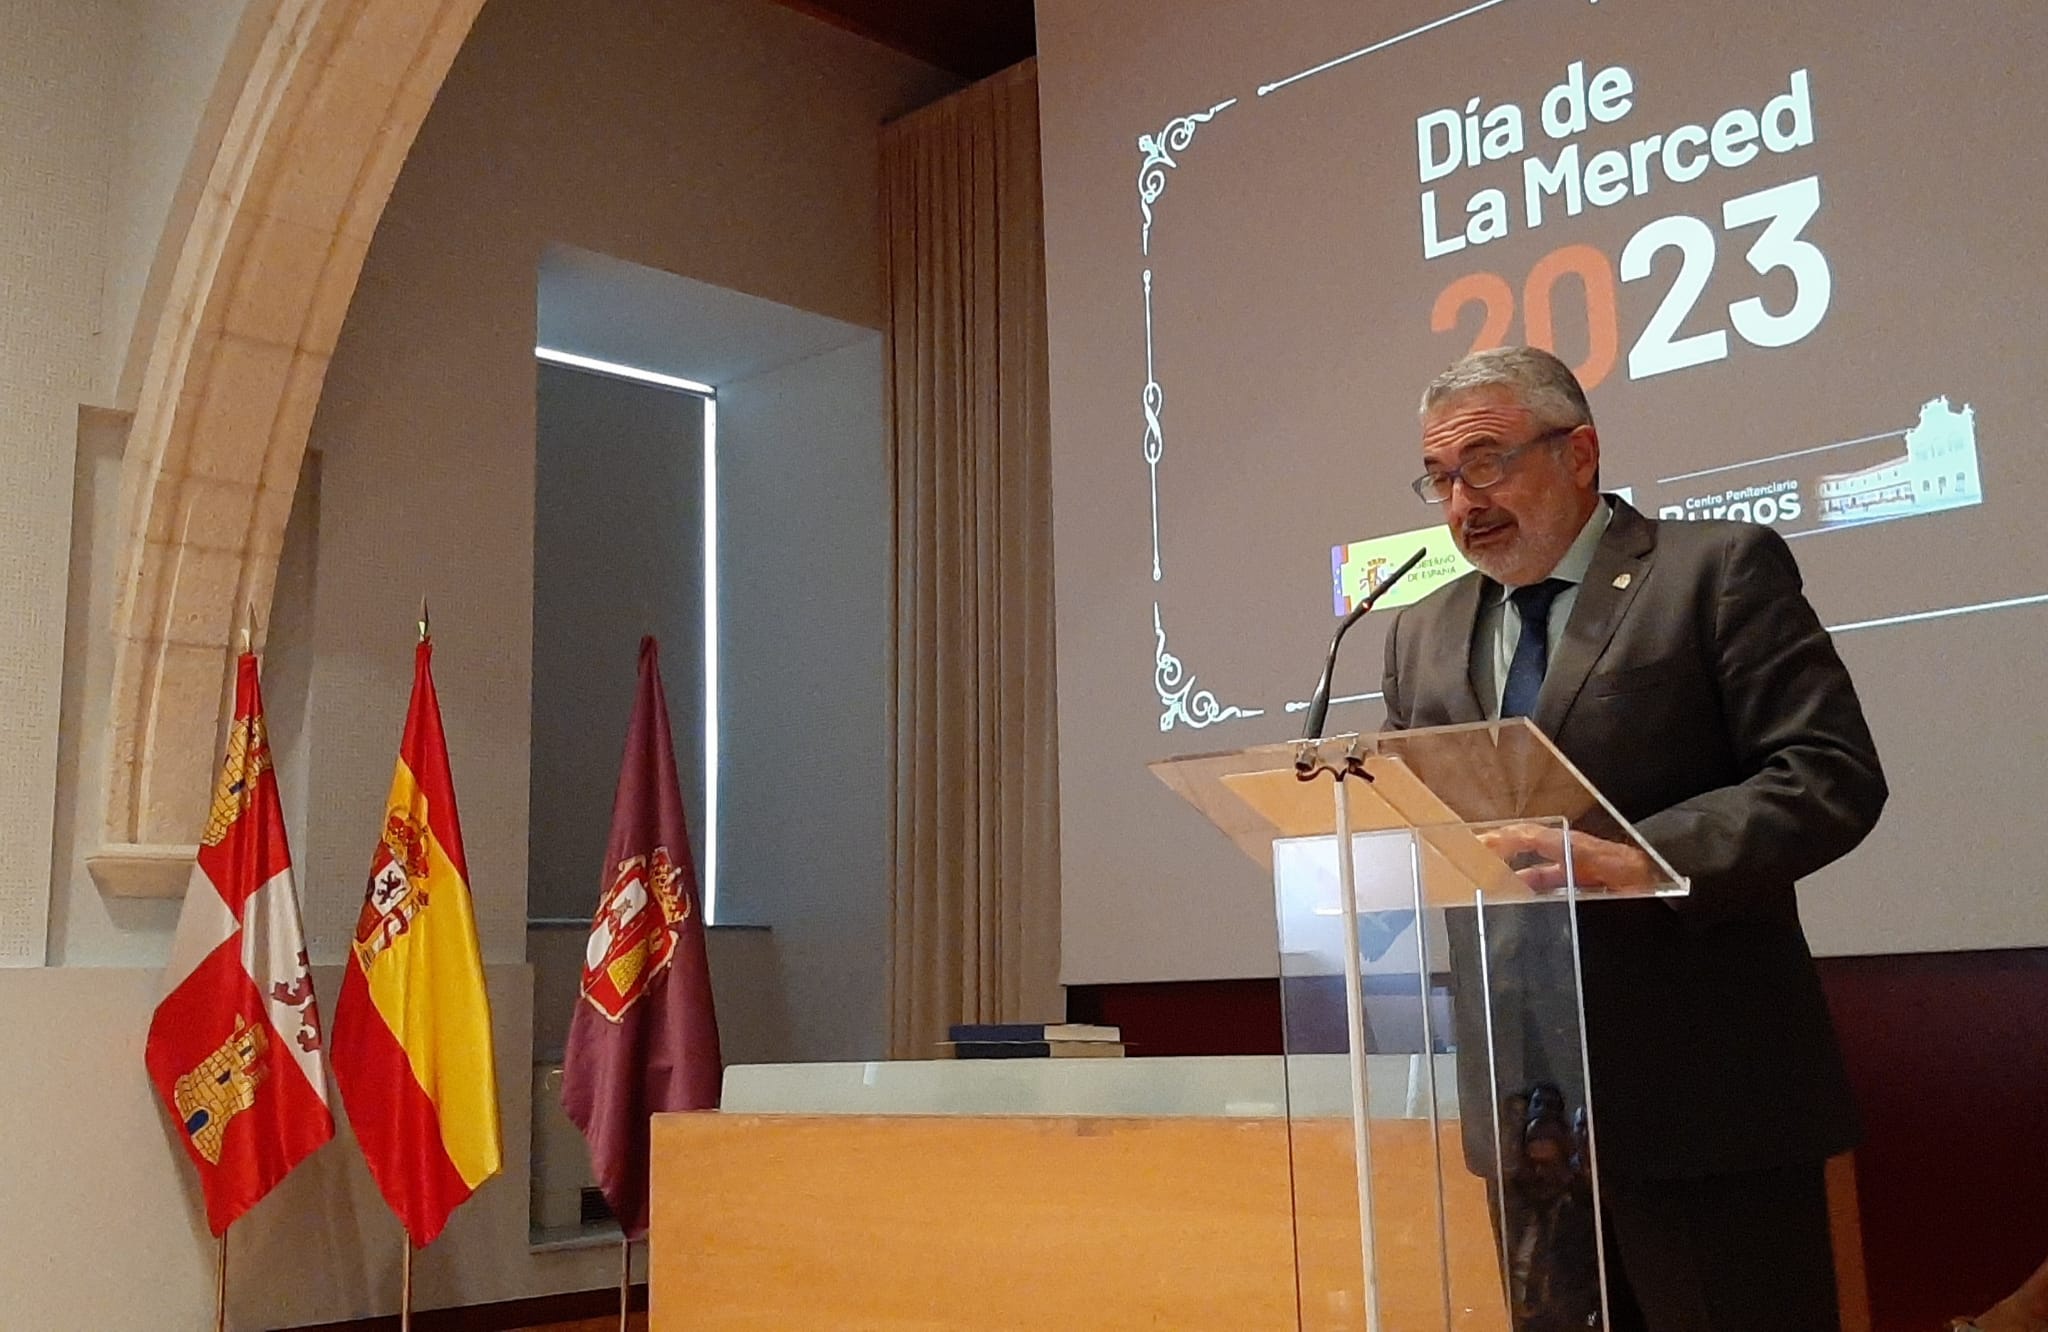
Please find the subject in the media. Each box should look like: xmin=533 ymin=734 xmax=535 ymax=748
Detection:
xmin=1379 ymin=346 xmax=1888 ymax=1332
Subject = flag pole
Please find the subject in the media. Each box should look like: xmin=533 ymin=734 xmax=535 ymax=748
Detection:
xmin=614 ymin=1236 xmax=630 ymax=1331
xmin=418 ymin=597 xmax=430 ymax=644
xmin=400 ymin=1238 xmax=413 ymax=1331
xmin=214 ymin=1231 xmax=228 ymax=1332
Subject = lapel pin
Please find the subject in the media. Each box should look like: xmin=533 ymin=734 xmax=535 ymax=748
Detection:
xmin=1612 ymin=572 xmax=1632 ymax=590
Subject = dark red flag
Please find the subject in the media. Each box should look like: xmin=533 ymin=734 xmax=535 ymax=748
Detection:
xmin=561 ymin=636 xmax=723 ymax=1238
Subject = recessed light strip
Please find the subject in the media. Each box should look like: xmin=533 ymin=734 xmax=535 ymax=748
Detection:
xmin=535 ymin=345 xmax=715 ymax=397
xmin=702 ymin=396 xmax=719 ymax=926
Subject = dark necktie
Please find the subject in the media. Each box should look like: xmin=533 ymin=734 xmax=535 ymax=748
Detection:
xmin=1500 ymin=578 xmax=1571 ymax=719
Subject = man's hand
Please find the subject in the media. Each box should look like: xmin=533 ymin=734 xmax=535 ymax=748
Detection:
xmin=1966 ymin=1254 xmax=2048 ymax=1332
xmin=1972 ymin=1300 xmax=2048 ymax=1332
xmin=1476 ymin=823 xmax=1661 ymax=894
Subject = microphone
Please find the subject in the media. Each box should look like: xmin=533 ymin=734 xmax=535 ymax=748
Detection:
xmin=1299 ymin=547 xmax=1427 ymax=744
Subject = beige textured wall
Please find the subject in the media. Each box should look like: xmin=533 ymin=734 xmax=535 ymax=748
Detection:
xmin=0 ymin=0 xmax=126 ymax=965
xmin=3 ymin=0 xmax=950 ymax=1325
xmin=8 ymin=0 xmax=255 ymax=966
xmin=0 ymin=965 xmax=543 ymax=1329
xmin=98 ymin=0 xmax=257 ymax=406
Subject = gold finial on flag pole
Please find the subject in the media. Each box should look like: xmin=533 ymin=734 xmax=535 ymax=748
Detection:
xmin=418 ymin=597 xmax=431 ymax=644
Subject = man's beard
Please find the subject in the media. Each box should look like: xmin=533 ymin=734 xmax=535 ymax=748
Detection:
xmin=1459 ymin=506 xmax=1580 ymax=586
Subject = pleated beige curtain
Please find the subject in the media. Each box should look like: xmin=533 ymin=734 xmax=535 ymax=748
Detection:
xmin=881 ymin=61 xmax=1062 ymax=1060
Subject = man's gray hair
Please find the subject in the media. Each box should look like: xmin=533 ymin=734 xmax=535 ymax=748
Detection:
xmin=1419 ymin=345 xmax=1594 ymax=431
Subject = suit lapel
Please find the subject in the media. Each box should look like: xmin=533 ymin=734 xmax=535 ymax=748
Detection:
xmin=1437 ymin=572 xmax=1490 ymax=724
xmin=1533 ymin=500 xmax=1657 ymax=739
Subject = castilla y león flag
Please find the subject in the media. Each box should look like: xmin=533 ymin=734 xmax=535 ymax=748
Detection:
xmin=145 ymin=651 xmax=334 ymax=1235
xmin=331 ymin=637 xmax=501 ymax=1246
xmin=561 ymin=636 xmax=723 ymax=1238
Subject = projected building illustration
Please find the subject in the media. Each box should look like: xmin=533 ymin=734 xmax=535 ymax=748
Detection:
xmin=1817 ymin=397 xmax=1982 ymax=524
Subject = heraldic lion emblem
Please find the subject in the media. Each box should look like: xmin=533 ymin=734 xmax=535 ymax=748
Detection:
xmin=353 ymin=810 xmax=431 ymax=969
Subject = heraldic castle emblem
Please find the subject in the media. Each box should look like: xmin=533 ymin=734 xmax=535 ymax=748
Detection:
xmin=581 ymin=847 xmax=690 ymax=1022
xmin=173 ymin=1015 xmax=270 ymax=1165
xmin=200 ymin=714 xmax=271 ymax=847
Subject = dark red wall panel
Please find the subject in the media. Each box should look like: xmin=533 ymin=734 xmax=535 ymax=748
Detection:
xmin=1070 ymin=948 xmax=2048 ymax=1331
xmin=1818 ymin=949 xmax=2048 ymax=1330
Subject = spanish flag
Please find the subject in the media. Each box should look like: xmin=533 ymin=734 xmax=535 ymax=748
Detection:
xmin=331 ymin=637 xmax=501 ymax=1245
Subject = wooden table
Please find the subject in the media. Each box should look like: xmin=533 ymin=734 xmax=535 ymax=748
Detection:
xmin=650 ymin=1112 xmax=1507 ymax=1330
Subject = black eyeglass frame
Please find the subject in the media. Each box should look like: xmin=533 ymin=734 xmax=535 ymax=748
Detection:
xmin=1411 ymin=424 xmax=1580 ymax=504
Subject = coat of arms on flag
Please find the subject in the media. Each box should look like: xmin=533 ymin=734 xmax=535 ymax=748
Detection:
xmin=353 ymin=811 xmax=433 ymax=968
xmin=581 ymin=847 xmax=690 ymax=1022
xmin=172 ymin=1016 xmax=270 ymax=1165
xmin=144 ymin=651 xmax=334 ymax=1235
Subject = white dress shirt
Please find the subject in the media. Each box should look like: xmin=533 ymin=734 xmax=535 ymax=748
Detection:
xmin=1477 ymin=496 xmax=1614 ymax=717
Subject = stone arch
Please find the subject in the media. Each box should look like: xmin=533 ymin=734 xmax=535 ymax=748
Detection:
xmin=96 ymin=0 xmax=486 ymax=888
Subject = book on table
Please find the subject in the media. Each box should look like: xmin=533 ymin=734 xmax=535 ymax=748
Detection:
xmin=946 ymin=1022 xmax=1120 ymax=1044
xmin=949 ymin=1040 xmax=1127 ymax=1059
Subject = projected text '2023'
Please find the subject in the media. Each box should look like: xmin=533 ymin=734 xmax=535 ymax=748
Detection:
xmin=1429 ymin=174 xmax=1831 ymax=387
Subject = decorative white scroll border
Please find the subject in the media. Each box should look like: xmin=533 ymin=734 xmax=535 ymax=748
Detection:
xmin=1137 ymin=99 xmax=1235 ymax=257
xmin=1141 ymin=269 xmax=1162 ymax=582
xmin=1138 ymin=1 xmax=1524 ymax=731
xmin=1138 ymin=96 xmax=1262 ymax=730
xmin=1255 ymin=0 xmax=1517 ymax=98
xmin=1155 ymin=603 xmax=1262 ymax=730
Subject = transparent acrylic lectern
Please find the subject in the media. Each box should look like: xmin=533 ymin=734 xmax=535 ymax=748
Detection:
xmin=1152 ymin=719 xmax=1688 ymax=1332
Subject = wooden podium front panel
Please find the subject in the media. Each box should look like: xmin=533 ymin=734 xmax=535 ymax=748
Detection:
xmin=648 ymin=1113 xmax=1505 ymax=1330
xmin=1290 ymin=1118 xmax=1509 ymax=1331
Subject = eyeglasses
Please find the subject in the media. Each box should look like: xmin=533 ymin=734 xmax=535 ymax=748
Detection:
xmin=1410 ymin=426 xmax=1577 ymax=504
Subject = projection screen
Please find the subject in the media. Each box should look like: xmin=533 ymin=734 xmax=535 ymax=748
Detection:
xmin=1038 ymin=0 xmax=2048 ymax=982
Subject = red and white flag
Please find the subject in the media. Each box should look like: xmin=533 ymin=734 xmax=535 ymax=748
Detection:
xmin=145 ymin=651 xmax=335 ymax=1234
